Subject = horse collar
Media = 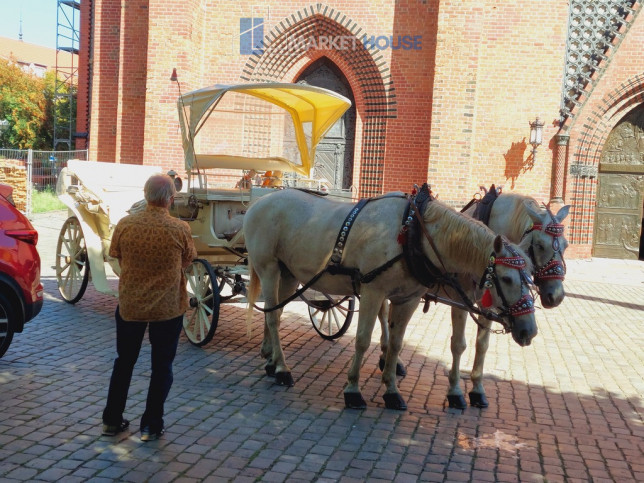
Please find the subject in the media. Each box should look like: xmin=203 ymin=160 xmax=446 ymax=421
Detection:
xmin=472 ymin=185 xmax=500 ymax=225
xmin=399 ymin=184 xmax=445 ymax=288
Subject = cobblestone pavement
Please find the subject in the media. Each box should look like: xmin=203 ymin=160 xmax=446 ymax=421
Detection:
xmin=0 ymin=211 xmax=642 ymax=482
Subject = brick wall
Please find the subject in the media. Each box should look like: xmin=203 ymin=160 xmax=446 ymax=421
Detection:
xmin=77 ymin=0 xmax=644 ymax=258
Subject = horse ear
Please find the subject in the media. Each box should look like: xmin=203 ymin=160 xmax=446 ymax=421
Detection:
xmin=556 ymin=204 xmax=571 ymax=222
xmin=493 ymin=235 xmax=503 ymax=253
xmin=523 ymin=199 xmax=543 ymax=224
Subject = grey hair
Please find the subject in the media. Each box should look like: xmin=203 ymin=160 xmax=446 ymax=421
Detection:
xmin=144 ymin=174 xmax=176 ymax=206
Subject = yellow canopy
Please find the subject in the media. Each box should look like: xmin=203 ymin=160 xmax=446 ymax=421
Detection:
xmin=177 ymin=83 xmax=352 ymax=176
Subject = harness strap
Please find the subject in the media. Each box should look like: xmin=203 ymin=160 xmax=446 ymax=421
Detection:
xmin=258 ymin=194 xmax=406 ymax=312
xmin=329 ymin=198 xmax=369 ymax=265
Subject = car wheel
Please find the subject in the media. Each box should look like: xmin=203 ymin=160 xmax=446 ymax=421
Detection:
xmin=0 ymin=292 xmax=16 ymax=358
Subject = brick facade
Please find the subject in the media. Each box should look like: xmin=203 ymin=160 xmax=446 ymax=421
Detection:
xmin=77 ymin=0 xmax=644 ymax=259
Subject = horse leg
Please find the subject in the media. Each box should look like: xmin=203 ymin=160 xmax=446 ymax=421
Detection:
xmin=381 ymin=299 xmax=418 ymax=410
xmin=469 ymin=317 xmax=492 ymax=408
xmin=377 ymin=300 xmax=407 ymax=376
xmin=261 ymin=266 xmax=298 ymax=378
xmin=344 ymin=292 xmax=384 ymax=409
xmin=259 ymin=264 xmax=294 ymax=387
xmin=447 ymin=307 xmax=468 ymax=409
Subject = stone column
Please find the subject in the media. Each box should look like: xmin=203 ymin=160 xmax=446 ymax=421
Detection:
xmin=551 ymin=133 xmax=569 ymax=204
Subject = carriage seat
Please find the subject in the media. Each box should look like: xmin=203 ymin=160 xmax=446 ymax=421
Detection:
xmin=261 ymin=170 xmax=283 ymax=187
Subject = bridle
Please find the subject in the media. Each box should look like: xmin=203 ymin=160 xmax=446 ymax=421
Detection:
xmin=521 ymin=206 xmax=566 ymax=284
xmin=477 ymin=243 xmax=536 ymax=331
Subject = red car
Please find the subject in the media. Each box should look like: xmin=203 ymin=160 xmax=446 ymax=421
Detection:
xmin=0 ymin=183 xmax=43 ymax=357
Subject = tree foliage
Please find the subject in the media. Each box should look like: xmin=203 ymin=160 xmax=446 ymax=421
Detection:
xmin=0 ymin=58 xmax=54 ymax=149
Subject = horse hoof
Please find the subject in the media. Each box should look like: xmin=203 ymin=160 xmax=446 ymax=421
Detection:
xmin=378 ymin=358 xmax=407 ymax=377
xmin=468 ymin=392 xmax=489 ymax=408
xmin=275 ymin=371 xmax=294 ymax=387
xmin=383 ymin=393 xmax=407 ymax=410
xmin=264 ymin=364 xmax=276 ymax=377
xmin=396 ymin=362 xmax=407 ymax=377
xmin=344 ymin=392 xmax=367 ymax=409
xmin=447 ymin=394 xmax=467 ymax=410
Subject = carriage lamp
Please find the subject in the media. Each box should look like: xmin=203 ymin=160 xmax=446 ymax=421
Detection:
xmin=529 ymin=117 xmax=545 ymax=161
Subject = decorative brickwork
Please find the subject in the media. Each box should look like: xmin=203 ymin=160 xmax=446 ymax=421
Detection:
xmin=561 ymin=0 xmax=638 ymax=123
xmin=567 ymin=73 xmax=644 ymax=248
xmin=239 ymin=5 xmax=396 ymax=197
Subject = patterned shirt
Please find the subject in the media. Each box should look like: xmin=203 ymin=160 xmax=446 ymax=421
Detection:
xmin=109 ymin=205 xmax=197 ymax=321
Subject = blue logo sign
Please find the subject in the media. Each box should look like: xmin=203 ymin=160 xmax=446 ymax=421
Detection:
xmin=240 ymin=18 xmax=264 ymax=55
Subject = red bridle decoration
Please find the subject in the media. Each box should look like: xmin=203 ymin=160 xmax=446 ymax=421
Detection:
xmin=494 ymin=256 xmax=527 ymax=269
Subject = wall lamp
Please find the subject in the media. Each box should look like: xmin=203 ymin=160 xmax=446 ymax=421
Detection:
xmin=529 ymin=116 xmax=544 ymax=161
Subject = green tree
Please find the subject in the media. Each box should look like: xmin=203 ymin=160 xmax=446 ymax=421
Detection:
xmin=0 ymin=58 xmax=54 ymax=149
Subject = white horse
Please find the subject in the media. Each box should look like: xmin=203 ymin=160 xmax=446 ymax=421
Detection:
xmin=446 ymin=189 xmax=569 ymax=409
xmin=244 ymin=187 xmax=537 ymax=410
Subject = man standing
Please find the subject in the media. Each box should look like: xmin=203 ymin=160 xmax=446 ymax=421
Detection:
xmin=102 ymin=174 xmax=197 ymax=441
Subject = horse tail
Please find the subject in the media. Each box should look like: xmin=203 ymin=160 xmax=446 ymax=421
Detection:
xmin=246 ymin=257 xmax=261 ymax=338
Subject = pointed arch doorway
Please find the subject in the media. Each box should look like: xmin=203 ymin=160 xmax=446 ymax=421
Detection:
xmin=593 ymin=106 xmax=644 ymax=260
xmin=296 ymin=58 xmax=356 ymax=190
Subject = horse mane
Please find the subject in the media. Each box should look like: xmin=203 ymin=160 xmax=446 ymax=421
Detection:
xmin=500 ymin=193 xmax=541 ymax=252
xmin=422 ymin=199 xmax=495 ymax=271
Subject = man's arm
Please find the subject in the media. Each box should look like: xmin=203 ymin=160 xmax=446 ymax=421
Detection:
xmin=109 ymin=224 xmax=123 ymax=260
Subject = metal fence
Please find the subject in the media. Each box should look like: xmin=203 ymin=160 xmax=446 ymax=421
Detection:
xmin=0 ymin=148 xmax=88 ymax=216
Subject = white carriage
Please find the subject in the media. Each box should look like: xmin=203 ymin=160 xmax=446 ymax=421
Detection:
xmin=55 ymin=83 xmax=357 ymax=345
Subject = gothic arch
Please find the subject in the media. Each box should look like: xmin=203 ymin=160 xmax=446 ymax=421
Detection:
xmin=568 ymin=74 xmax=644 ymax=245
xmin=239 ymin=4 xmax=396 ymax=196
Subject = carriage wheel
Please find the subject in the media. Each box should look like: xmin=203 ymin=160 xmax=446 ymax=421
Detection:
xmin=56 ymin=216 xmax=90 ymax=304
xmin=214 ymin=267 xmax=235 ymax=302
xmin=307 ymin=294 xmax=355 ymax=340
xmin=183 ymin=259 xmax=220 ymax=346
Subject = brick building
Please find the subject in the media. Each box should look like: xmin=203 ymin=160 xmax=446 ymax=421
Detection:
xmin=76 ymin=0 xmax=644 ymax=259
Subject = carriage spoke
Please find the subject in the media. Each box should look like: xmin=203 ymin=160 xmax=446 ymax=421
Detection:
xmin=183 ymin=259 xmax=219 ymax=346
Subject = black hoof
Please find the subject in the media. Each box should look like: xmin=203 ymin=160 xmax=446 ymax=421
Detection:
xmin=468 ymin=391 xmax=489 ymax=408
xmin=264 ymin=364 xmax=276 ymax=377
xmin=344 ymin=392 xmax=367 ymax=409
xmin=275 ymin=372 xmax=294 ymax=387
xmin=396 ymin=362 xmax=407 ymax=377
xmin=447 ymin=394 xmax=467 ymax=410
xmin=383 ymin=393 xmax=407 ymax=410
xmin=378 ymin=358 xmax=407 ymax=377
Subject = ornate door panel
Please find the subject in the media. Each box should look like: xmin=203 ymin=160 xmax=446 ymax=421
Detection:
xmin=594 ymin=173 xmax=643 ymax=259
xmin=594 ymin=108 xmax=644 ymax=259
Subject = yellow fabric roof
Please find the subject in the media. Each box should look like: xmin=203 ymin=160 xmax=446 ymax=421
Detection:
xmin=177 ymin=83 xmax=352 ymax=176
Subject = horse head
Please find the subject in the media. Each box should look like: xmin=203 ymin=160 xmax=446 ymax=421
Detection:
xmin=522 ymin=201 xmax=570 ymax=308
xmin=481 ymin=235 xmax=537 ymax=347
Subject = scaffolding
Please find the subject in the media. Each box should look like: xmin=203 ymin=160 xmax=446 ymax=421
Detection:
xmin=54 ymin=0 xmax=80 ymax=150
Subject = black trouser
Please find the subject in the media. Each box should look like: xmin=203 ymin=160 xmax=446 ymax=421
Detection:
xmin=102 ymin=306 xmax=183 ymax=432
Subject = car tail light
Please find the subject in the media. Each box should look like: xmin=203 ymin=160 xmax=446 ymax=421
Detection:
xmin=5 ymin=229 xmax=39 ymax=245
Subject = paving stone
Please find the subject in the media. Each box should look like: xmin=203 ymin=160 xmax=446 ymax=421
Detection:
xmin=1 ymin=212 xmax=642 ymax=481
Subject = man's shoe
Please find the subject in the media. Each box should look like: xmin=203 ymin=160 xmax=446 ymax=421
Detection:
xmin=140 ymin=426 xmax=165 ymax=442
xmin=102 ymin=419 xmax=130 ymax=436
